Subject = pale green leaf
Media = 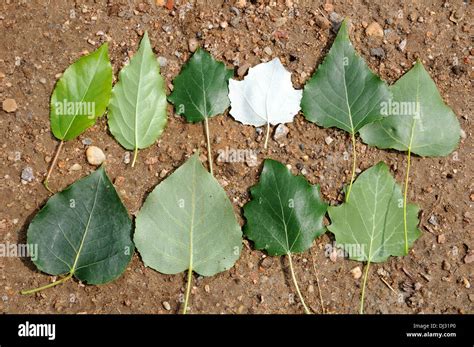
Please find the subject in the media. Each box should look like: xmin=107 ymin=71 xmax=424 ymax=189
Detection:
xmin=359 ymin=61 xmax=461 ymax=156
xmin=134 ymin=154 xmax=242 ymax=276
xmin=108 ymin=32 xmax=167 ymax=159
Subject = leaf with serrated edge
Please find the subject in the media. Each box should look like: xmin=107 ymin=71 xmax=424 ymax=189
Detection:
xmin=108 ymin=32 xmax=167 ymax=166
xmin=359 ymin=61 xmax=461 ymax=157
xmin=244 ymin=159 xmax=327 ymax=256
xmin=135 ymin=153 xmax=241 ymax=312
xmin=25 ymin=167 xmax=133 ymax=291
xmin=301 ymin=20 xmax=390 ymax=134
xmin=50 ymin=43 xmax=112 ymax=141
xmin=243 ymin=159 xmax=327 ymax=313
xmin=168 ymin=48 xmax=233 ymax=122
xmin=229 ymin=58 xmax=302 ymax=148
xmin=327 ymin=162 xmax=421 ymax=313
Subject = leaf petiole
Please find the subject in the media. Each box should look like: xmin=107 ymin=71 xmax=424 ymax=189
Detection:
xmin=359 ymin=260 xmax=371 ymax=314
xmin=182 ymin=269 xmax=193 ymax=314
xmin=204 ymin=117 xmax=213 ymax=176
xmin=20 ymin=272 xmax=73 ymax=295
xmin=43 ymin=140 xmax=64 ymax=193
xmin=287 ymin=252 xmax=311 ymax=314
xmin=345 ymin=132 xmax=357 ymax=202
xmin=264 ymin=121 xmax=270 ymax=150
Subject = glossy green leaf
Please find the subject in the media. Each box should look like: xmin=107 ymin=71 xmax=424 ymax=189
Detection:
xmin=359 ymin=61 xmax=461 ymax=157
xmin=50 ymin=43 xmax=112 ymax=141
xmin=243 ymin=159 xmax=327 ymax=314
xmin=24 ymin=166 xmax=134 ymax=293
xmin=108 ymin=32 xmax=167 ymax=166
xmin=243 ymin=159 xmax=327 ymax=256
xmin=168 ymin=48 xmax=233 ymax=122
xmin=327 ymin=162 xmax=421 ymax=313
xmin=301 ymin=20 xmax=390 ymax=134
xmin=134 ymin=154 xmax=242 ymax=312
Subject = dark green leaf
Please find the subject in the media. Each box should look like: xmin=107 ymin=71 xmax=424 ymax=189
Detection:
xmin=243 ymin=159 xmax=327 ymax=256
xmin=168 ymin=48 xmax=233 ymax=123
xmin=301 ymin=20 xmax=390 ymax=134
xmin=28 ymin=166 xmax=134 ymax=284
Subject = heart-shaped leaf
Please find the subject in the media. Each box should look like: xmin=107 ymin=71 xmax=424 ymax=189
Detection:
xmin=359 ymin=61 xmax=461 ymax=157
xmin=243 ymin=159 xmax=327 ymax=313
xmin=228 ymin=58 xmax=302 ymax=148
xmin=50 ymin=43 xmax=113 ymax=141
xmin=327 ymin=162 xmax=421 ymax=313
xmin=22 ymin=166 xmax=134 ymax=294
xmin=108 ymin=32 xmax=167 ymax=167
xmin=359 ymin=61 xmax=460 ymax=255
xmin=168 ymin=49 xmax=233 ymax=175
xmin=301 ymin=19 xmax=390 ymax=201
xmin=134 ymin=154 xmax=242 ymax=313
xmin=168 ymin=48 xmax=233 ymax=122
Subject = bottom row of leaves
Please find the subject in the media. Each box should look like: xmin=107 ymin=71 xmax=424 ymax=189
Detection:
xmin=21 ymin=153 xmax=421 ymax=314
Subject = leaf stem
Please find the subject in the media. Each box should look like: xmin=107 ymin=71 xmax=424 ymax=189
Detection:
xmin=287 ymin=252 xmax=311 ymax=314
xmin=183 ymin=269 xmax=193 ymax=314
xmin=204 ymin=117 xmax=213 ymax=176
xmin=20 ymin=272 xmax=73 ymax=295
xmin=345 ymin=132 xmax=357 ymax=202
xmin=403 ymin=147 xmax=412 ymax=255
xmin=43 ymin=140 xmax=64 ymax=193
xmin=131 ymin=147 xmax=138 ymax=168
xmin=359 ymin=261 xmax=371 ymax=314
xmin=264 ymin=121 xmax=270 ymax=150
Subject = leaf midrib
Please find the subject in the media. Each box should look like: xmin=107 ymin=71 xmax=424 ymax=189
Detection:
xmin=70 ymin=173 xmax=102 ymax=274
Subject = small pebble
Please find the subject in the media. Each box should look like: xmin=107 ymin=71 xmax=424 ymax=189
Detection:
xmin=428 ymin=215 xmax=438 ymax=226
xmin=370 ymin=47 xmax=385 ymax=59
xmin=123 ymin=152 xmax=131 ymax=164
xmin=263 ymin=46 xmax=273 ymax=56
xmin=365 ymin=22 xmax=384 ymax=38
xmin=21 ymin=167 xmax=34 ymax=183
xmin=464 ymin=251 xmax=474 ymax=264
xmin=350 ymin=266 xmax=362 ymax=279
xmin=237 ymin=63 xmax=251 ymax=77
xmin=2 ymin=98 xmax=17 ymax=113
xmin=398 ymin=39 xmax=407 ymax=52
xmin=324 ymin=136 xmax=334 ymax=145
xmin=157 ymin=56 xmax=168 ymax=67
xmin=81 ymin=138 xmax=92 ymax=146
xmin=437 ymin=234 xmax=446 ymax=244
xmin=86 ymin=146 xmax=106 ymax=166
xmin=273 ymin=124 xmax=289 ymax=140
xmin=188 ymin=38 xmax=198 ymax=53
xmin=442 ymin=260 xmax=451 ymax=271
xmin=69 ymin=163 xmax=82 ymax=171
xmin=162 ymin=301 xmax=171 ymax=311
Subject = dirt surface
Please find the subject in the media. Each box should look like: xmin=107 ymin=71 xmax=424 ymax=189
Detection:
xmin=0 ymin=0 xmax=472 ymax=314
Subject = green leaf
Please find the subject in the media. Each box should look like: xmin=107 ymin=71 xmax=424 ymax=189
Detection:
xmin=23 ymin=166 xmax=134 ymax=293
xmin=167 ymin=48 xmax=233 ymax=176
xmin=108 ymin=32 xmax=167 ymax=166
xmin=243 ymin=159 xmax=327 ymax=256
xmin=301 ymin=20 xmax=390 ymax=134
xmin=168 ymin=48 xmax=233 ymax=122
xmin=243 ymin=159 xmax=327 ymax=314
xmin=327 ymin=162 xmax=421 ymax=313
xmin=328 ymin=162 xmax=421 ymax=263
xmin=50 ymin=43 xmax=112 ymax=141
xmin=134 ymin=154 xmax=242 ymax=312
xmin=359 ymin=61 xmax=461 ymax=157
xmin=301 ymin=19 xmax=390 ymax=202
